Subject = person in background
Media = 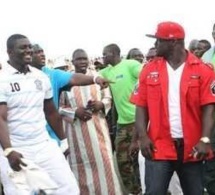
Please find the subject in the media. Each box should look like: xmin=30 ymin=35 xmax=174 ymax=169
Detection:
xmin=194 ymin=39 xmax=211 ymax=58
xmin=53 ymin=58 xmax=69 ymax=71
xmin=202 ymin=23 xmax=215 ymax=66
xmin=126 ymin=48 xmax=144 ymax=63
xmin=94 ymin=58 xmax=106 ymax=71
xmin=93 ymin=57 xmax=118 ymax=153
xmin=99 ymin=44 xmax=142 ymax=195
xmin=0 ymin=34 xmax=79 ymax=195
xmin=31 ymin=44 xmax=111 ymax=143
xmin=134 ymin=21 xmax=215 ymax=195
xmin=202 ymin=24 xmax=215 ymax=63
xmin=145 ymin=47 xmax=157 ymax=62
xmin=201 ymin=23 xmax=215 ymax=195
xmin=188 ymin=39 xmax=199 ymax=53
xmin=59 ymin=49 xmax=122 ymax=195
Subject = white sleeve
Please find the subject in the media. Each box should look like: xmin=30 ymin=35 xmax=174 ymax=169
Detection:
xmin=0 ymin=78 xmax=8 ymax=103
xmin=44 ymin=75 xmax=53 ymax=100
xmin=101 ymin=87 xmax=112 ymax=115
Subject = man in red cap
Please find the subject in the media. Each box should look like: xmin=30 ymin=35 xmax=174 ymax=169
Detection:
xmin=133 ymin=21 xmax=215 ymax=194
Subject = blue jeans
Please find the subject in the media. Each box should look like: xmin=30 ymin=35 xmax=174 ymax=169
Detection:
xmin=145 ymin=139 xmax=204 ymax=195
xmin=145 ymin=159 xmax=204 ymax=195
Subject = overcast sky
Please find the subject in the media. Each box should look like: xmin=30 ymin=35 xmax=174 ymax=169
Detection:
xmin=0 ymin=0 xmax=214 ymax=62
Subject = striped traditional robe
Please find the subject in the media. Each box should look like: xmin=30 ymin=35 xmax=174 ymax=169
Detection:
xmin=60 ymin=71 xmax=122 ymax=195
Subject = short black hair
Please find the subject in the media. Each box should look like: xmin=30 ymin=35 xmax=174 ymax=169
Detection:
xmin=126 ymin=48 xmax=140 ymax=59
xmin=72 ymin=48 xmax=86 ymax=60
xmin=32 ymin=44 xmax=43 ymax=51
xmin=7 ymin=34 xmax=27 ymax=50
xmin=199 ymin=39 xmax=211 ymax=50
xmin=188 ymin=39 xmax=198 ymax=51
xmin=105 ymin=44 xmax=121 ymax=56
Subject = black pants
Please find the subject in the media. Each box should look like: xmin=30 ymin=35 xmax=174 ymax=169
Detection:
xmin=204 ymin=157 xmax=215 ymax=195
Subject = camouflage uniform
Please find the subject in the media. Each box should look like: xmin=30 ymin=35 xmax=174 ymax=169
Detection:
xmin=115 ymin=123 xmax=141 ymax=194
xmin=106 ymin=102 xmax=118 ymax=153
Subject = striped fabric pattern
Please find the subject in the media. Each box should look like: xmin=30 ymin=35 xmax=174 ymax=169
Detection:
xmin=61 ymin=72 xmax=122 ymax=195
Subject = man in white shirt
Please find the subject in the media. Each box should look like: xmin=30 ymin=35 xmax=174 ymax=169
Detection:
xmin=0 ymin=34 xmax=79 ymax=195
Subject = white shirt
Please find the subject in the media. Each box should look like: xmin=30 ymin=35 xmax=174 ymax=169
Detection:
xmin=0 ymin=64 xmax=52 ymax=147
xmin=167 ymin=63 xmax=185 ymax=138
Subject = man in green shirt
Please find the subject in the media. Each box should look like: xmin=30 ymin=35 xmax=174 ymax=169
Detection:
xmin=100 ymin=44 xmax=142 ymax=195
xmin=202 ymin=24 xmax=215 ymax=66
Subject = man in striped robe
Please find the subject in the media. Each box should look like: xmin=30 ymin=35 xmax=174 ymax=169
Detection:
xmin=59 ymin=49 xmax=122 ymax=195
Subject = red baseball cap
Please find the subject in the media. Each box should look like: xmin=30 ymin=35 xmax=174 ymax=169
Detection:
xmin=146 ymin=21 xmax=185 ymax=40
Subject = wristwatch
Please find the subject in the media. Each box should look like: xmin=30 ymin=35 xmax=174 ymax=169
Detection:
xmin=200 ymin=137 xmax=210 ymax=144
xmin=3 ymin=148 xmax=15 ymax=157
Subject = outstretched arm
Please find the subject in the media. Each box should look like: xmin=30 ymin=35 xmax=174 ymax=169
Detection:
xmin=70 ymin=73 xmax=112 ymax=89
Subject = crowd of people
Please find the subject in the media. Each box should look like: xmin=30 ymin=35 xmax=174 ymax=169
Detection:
xmin=0 ymin=21 xmax=215 ymax=195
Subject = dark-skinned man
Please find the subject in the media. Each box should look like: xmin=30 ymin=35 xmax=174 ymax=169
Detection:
xmin=59 ymin=49 xmax=122 ymax=195
xmin=202 ymin=23 xmax=215 ymax=195
xmin=134 ymin=21 xmax=215 ymax=195
xmin=31 ymin=44 xmax=111 ymax=144
xmin=0 ymin=34 xmax=79 ymax=194
xmin=99 ymin=44 xmax=142 ymax=195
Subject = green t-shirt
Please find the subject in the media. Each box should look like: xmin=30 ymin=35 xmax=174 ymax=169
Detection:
xmin=212 ymin=53 xmax=215 ymax=67
xmin=99 ymin=59 xmax=142 ymax=124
